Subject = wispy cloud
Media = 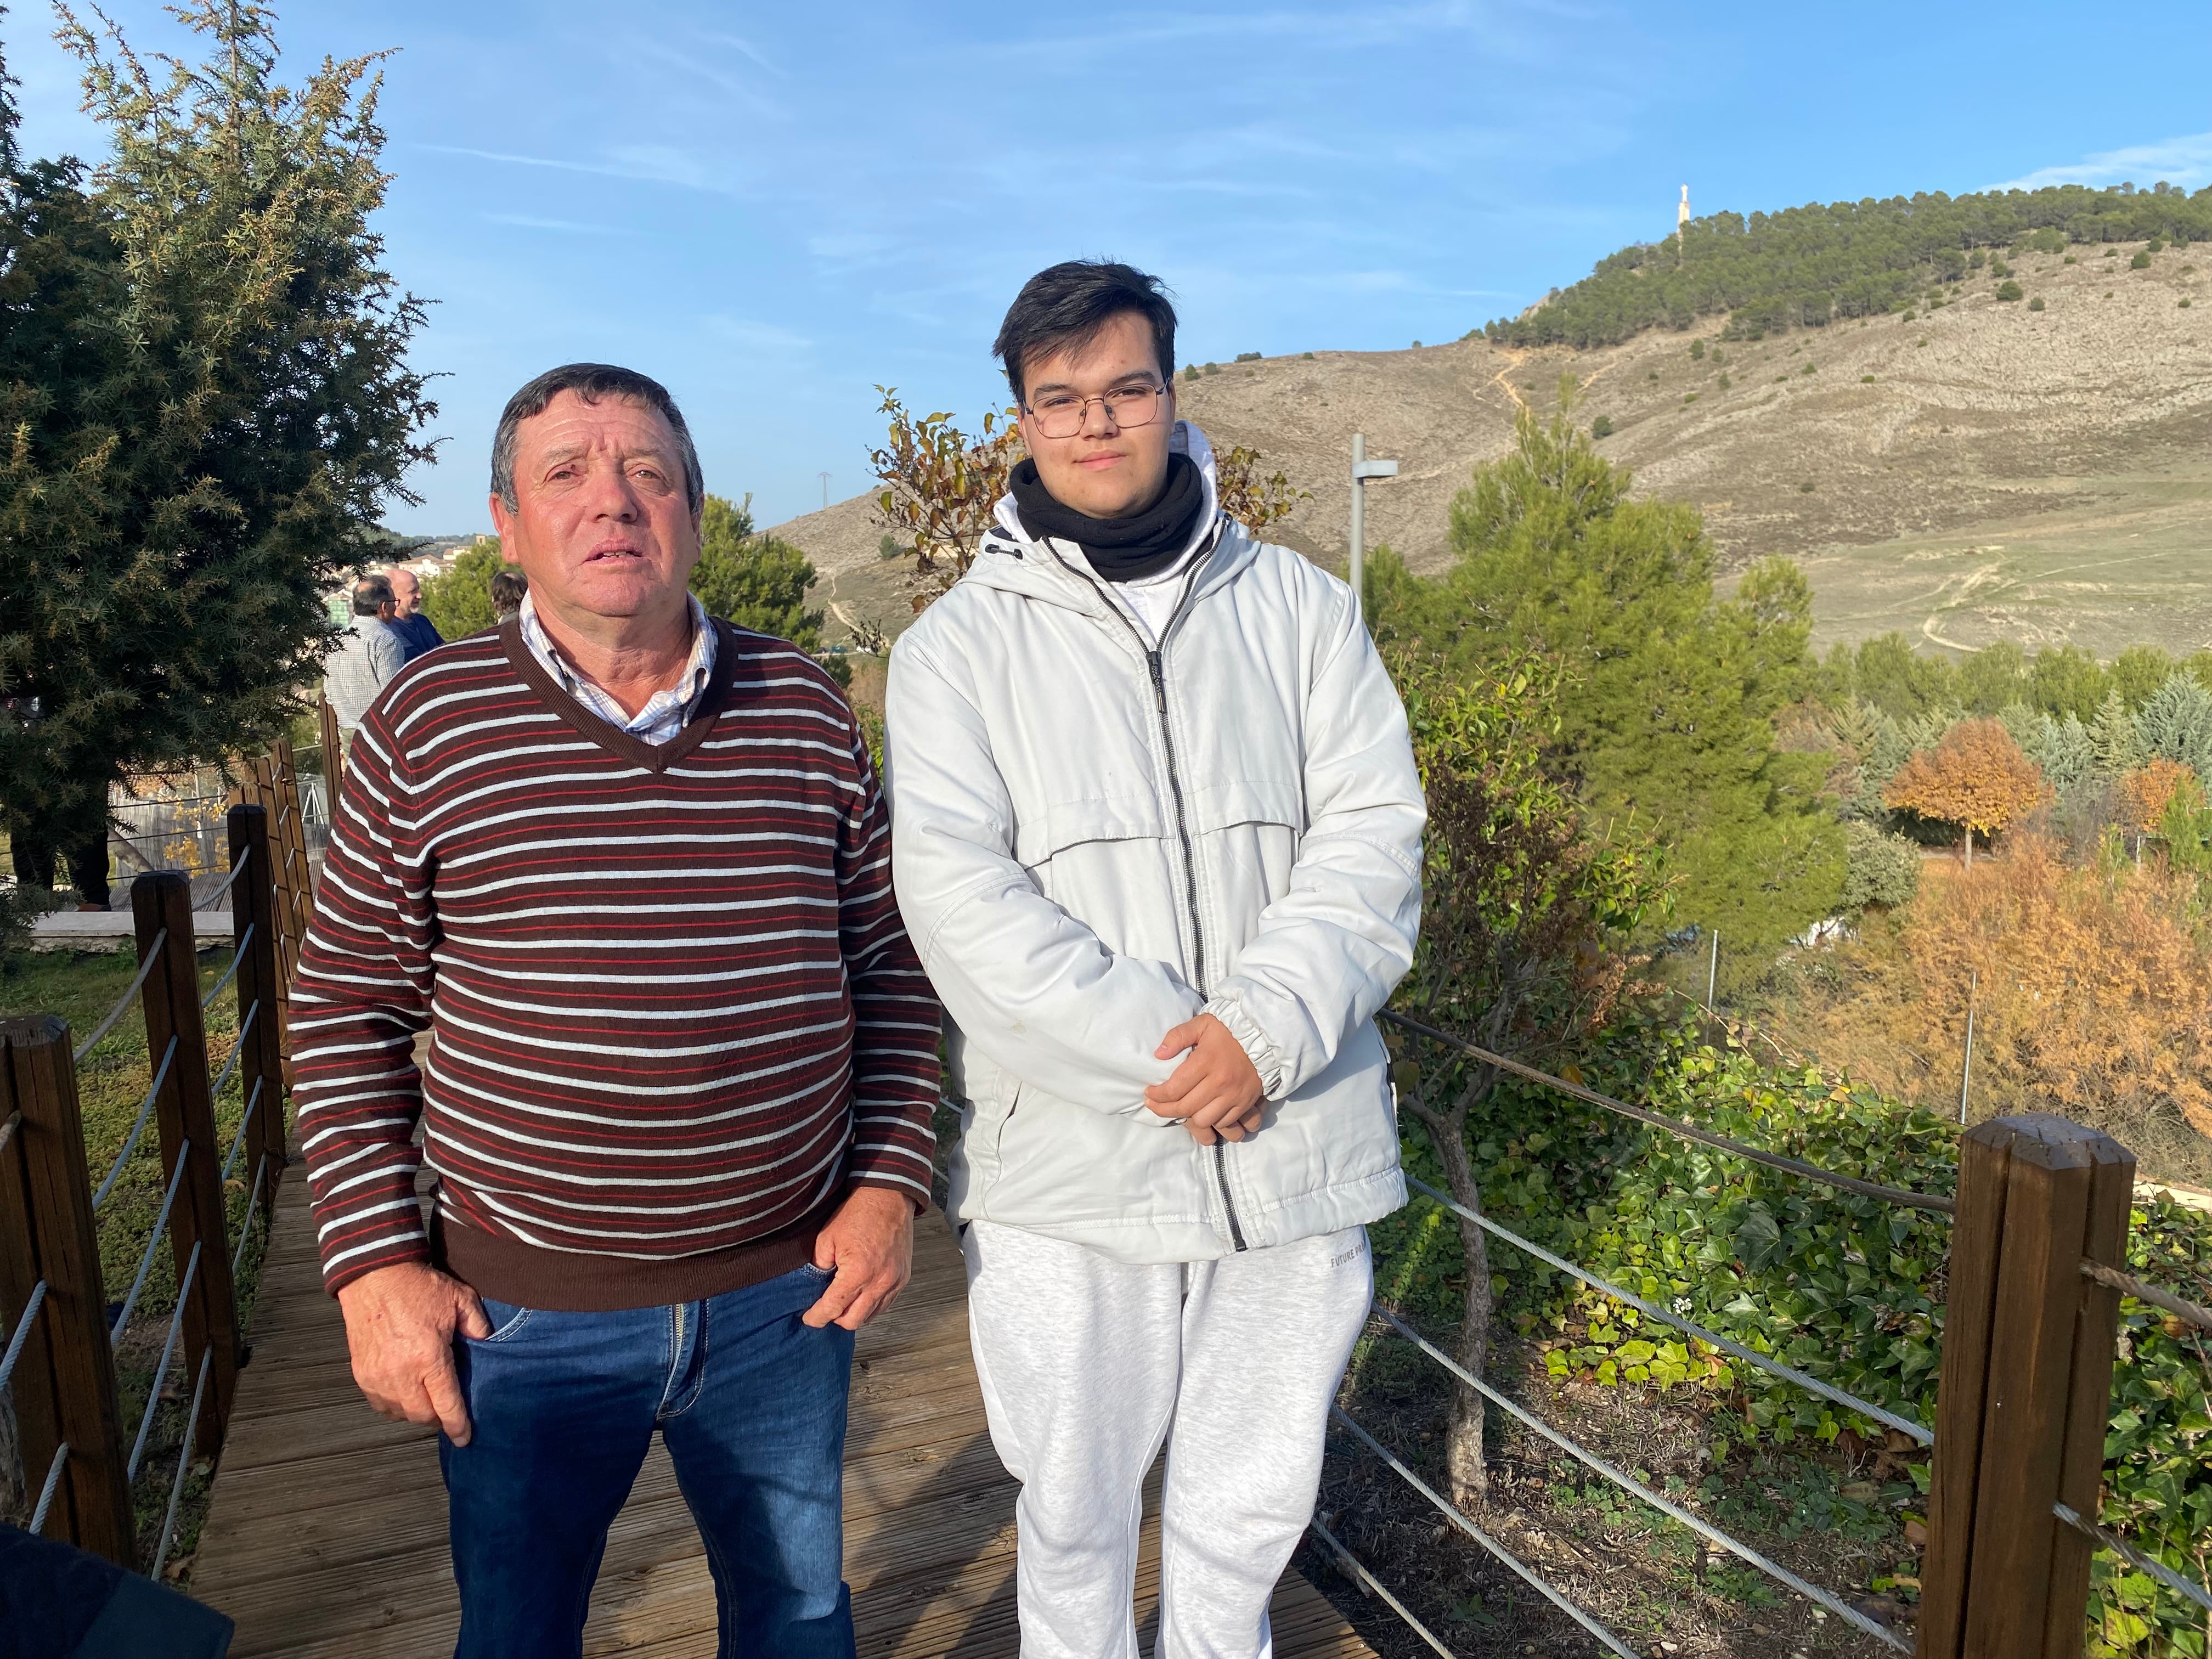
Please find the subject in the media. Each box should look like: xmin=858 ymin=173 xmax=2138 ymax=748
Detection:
xmin=420 ymin=142 xmax=735 ymax=194
xmin=699 ymin=30 xmax=783 ymax=75
xmin=1993 ymin=131 xmax=2212 ymax=192
xmin=484 ymin=212 xmax=617 ymax=235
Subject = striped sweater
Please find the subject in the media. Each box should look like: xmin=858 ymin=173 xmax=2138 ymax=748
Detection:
xmin=295 ymin=620 xmax=941 ymax=1307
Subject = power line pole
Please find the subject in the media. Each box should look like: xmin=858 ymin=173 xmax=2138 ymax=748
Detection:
xmin=1348 ymin=433 xmax=1397 ymax=624
xmin=818 ymin=471 xmax=831 ymax=512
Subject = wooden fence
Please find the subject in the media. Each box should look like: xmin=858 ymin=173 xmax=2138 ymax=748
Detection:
xmin=0 ymin=782 xmax=306 ymax=1572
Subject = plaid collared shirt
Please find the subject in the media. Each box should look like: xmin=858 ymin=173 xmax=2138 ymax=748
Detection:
xmin=516 ymin=590 xmax=718 ymax=746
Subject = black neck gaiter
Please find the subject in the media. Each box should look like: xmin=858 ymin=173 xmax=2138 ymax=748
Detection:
xmin=1009 ymin=453 xmax=1207 ymax=583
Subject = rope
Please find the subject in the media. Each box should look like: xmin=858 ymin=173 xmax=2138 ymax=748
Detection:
xmin=0 ymin=1111 xmax=19 ymax=1159
xmin=200 ymin=923 xmax=255 ymax=1008
xmin=71 ymin=929 xmax=168 ymax=1064
xmin=127 ymin=1242 xmax=202 ymax=1482
xmin=198 ymin=843 xmax=252 ymax=906
xmin=109 ymin=1138 xmax=192 ymax=1348
xmin=1331 ymin=1404 xmax=1643 ymax=1657
xmin=222 ymin=1076 xmax=265 ymax=1182
xmin=27 ymin=1442 xmax=67 ymax=1535
xmin=1371 ymin=1305 xmax=1911 ymax=1651
xmin=1407 ymin=1176 xmax=1935 ymax=1448
xmin=0 ymin=1279 xmax=47 ymax=1391
xmin=150 ymin=1350 xmax=214 ymax=1579
xmin=1383 ymin=1011 xmax=1956 ymax=1215
xmin=90 ymin=1037 xmax=178 ymax=1212
xmin=2053 ymin=1502 xmax=2212 ymax=1616
xmin=206 ymin=1001 xmax=257 ymax=1101
xmin=2082 ymin=1260 xmax=2212 ymax=1333
xmin=1308 ymin=1517 xmax=1459 ymax=1658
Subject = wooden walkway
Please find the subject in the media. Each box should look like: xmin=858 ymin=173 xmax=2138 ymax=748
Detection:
xmin=192 ymin=1170 xmax=1372 ymax=1657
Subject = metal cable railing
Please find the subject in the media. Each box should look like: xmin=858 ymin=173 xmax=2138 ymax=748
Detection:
xmin=1308 ymin=1517 xmax=1457 ymax=1659
xmin=230 ymin=1156 xmax=268 ymax=1277
xmin=1331 ymin=1404 xmax=1642 ymax=1657
xmin=1407 ymin=1175 xmax=1933 ymax=1447
xmin=206 ymin=1001 xmax=257 ymax=1103
xmin=0 ymin=1278 xmax=48 ymax=1391
xmin=126 ymin=1242 xmax=202 ymax=1482
xmin=70 ymin=930 xmax=168 ymax=1065
xmin=150 ymin=1350 xmax=213 ymax=1579
xmin=1369 ymin=1302 xmax=1910 ymax=1650
xmin=1381 ymin=1009 xmax=1956 ymax=1213
xmin=2081 ymin=1260 xmax=2212 ymax=1333
xmin=89 ymin=1036 xmax=178 ymax=1212
xmin=108 ymin=1139 xmax=191 ymax=1348
xmin=197 ymin=843 xmax=252 ymax=909
xmin=27 ymin=1442 xmax=67 ymax=1536
xmin=2053 ymin=1502 xmax=2212 ymax=1617
xmin=200 ymin=922 xmax=255 ymax=1009
xmin=222 ymin=1076 xmax=265 ymax=1182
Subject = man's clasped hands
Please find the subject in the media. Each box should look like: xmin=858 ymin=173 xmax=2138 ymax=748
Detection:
xmin=1144 ymin=1011 xmax=1266 ymax=1143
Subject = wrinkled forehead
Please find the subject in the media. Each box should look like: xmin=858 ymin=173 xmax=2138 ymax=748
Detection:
xmin=516 ymin=387 xmax=682 ymax=464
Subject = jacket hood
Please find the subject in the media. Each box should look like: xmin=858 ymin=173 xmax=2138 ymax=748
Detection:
xmin=964 ymin=420 xmax=1255 ymax=615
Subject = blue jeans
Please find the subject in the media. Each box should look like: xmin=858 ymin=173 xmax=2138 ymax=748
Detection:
xmin=440 ymin=1261 xmax=857 ymax=1659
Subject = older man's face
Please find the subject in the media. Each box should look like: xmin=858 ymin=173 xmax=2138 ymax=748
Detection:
xmin=386 ymin=568 xmax=421 ymax=618
xmin=488 ymin=390 xmax=701 ymax=627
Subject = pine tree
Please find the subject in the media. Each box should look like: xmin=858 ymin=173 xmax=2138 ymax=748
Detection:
xmin=0 ymin=4 xmax=435 ymax=860
xmin=2132 ymin=672 xmax=2212 ymax=777
xmin=2089 ymin=689 xmax=2147 ymax=778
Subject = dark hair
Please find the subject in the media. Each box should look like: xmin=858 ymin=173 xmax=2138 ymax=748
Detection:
xmin=352 ymin=574 xmax=395 ymax=617
xmin=490 ymin=363 xmax=703 ymax=512
xmin=489 ymin=568 xmax=528 ymax=617
xmin=992 ymin=261 xmax=1176 ymax=405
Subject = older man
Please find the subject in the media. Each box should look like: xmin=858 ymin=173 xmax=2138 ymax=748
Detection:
xmin=295 ymin=363 xmax=939 ymax=1658
xmin=381 ymin=564 xmax=445 ymax=660
xmin=321 ymin=573 xmax=407 ymax=736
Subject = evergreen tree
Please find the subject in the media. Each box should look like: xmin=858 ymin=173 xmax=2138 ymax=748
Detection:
xmin=688 ymin=494 xmax=827 ymax=647
xmin=418 ymin=541 xmax=506 ymax=639
xmin=1957 ymin=640 xmax=2030 ymax=714
xmin=2133 ymin=672 xmax=2212 ymax=777
xmin=2109 ymin=644 xmax=2177 ymax=711
xmin=0 ymin=5 xmax=434 ymax=860
xmin=1380 ymin=387 xmax=1844 ymax=977
xmin=2028 ymin=710 xmax=2096 ymax=797
xmin=2030 ymin=644 xmax=2108 ymax=721
xmin=2089 ymin=688 xmax=2146 ymax=778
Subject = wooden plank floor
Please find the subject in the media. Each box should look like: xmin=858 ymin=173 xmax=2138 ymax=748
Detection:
xmin=193 ymin=1169 xmax=1371 ymax=1658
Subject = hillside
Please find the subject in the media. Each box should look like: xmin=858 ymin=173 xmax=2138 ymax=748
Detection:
xmin=775 ymin=232 xmax=2212 ymax=660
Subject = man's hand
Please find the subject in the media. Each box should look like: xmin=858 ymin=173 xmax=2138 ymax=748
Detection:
xmin=1146 ymin=1014 xmax=1266 ymax=1145
xmin=803 ymin=1187 xmax=914 ymax=1330
xmin=335 ymin=1261 xmax=492 ymax=1445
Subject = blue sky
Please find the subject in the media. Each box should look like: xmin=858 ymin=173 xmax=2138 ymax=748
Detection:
xmin=10 ymin=1 xmax=2212 ymax=533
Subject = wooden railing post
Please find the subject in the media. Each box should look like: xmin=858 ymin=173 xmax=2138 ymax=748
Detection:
xmin=0 ymin=1018 xmax=135 ymax=1564
xmin=132 ymin=872 xmax=242 ymax=1455
xmin=228 ymin=805 xmax=289 ymax=1197
xmin=1918 ymin=1113 xmax=2133 ymax=1659
xmin=318 ymin=690 xmax=345 ymax=799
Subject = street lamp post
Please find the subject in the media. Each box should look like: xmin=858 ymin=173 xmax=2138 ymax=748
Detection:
xmin=1348 ymin=432 xmax=1398 ymax=621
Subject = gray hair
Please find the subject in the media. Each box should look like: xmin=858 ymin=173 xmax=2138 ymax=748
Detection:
xmin=489 ymin=363 xmax=704 ymax=513
xmin=352 ymin=574 xmax=395 ymax=617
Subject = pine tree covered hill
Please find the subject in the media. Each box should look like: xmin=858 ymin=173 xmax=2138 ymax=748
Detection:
xmin=1487 ymin=182 xmax=2212 ymax=348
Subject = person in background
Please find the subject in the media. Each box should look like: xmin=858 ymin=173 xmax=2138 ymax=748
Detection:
xmin=321 ymin=574 xmax=407 ymax=741
xmin=489 ymin=566 xmax=527 ymax=625
xmin=382 ymin=564 xmax=444 ymax=660
xmin=885 ymin=261 xmax=1424 ymax=1656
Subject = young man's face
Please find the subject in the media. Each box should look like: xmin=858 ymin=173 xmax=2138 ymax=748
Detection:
xmin=1017 ymin=311 xmax=1177 ymax=520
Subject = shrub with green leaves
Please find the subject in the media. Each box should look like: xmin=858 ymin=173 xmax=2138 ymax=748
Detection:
xmin=2132 ymin=250 xmax=2154 ymax=269
xmin=1838 ymin=821 xmax=1921 ymax=916
xmin=1996 ymin=280 xmax=2025 ymax=301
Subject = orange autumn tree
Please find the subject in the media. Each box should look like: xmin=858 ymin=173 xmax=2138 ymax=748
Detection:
xmin=2119 ymin=757 xmax=2197 ymax=837
xmin=1882 ymin=717 xmax=2049 ymax=867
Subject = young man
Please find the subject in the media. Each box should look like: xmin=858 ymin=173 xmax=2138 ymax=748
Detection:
xmin=885 ymin=263 xmax=1425 ymax=1657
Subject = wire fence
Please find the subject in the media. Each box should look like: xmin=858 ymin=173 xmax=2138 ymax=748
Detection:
xmin=1316 ymin=1007 xmax=2212 ymax=1658
xmin=1 ymin=787 xmax=303 ymax=1575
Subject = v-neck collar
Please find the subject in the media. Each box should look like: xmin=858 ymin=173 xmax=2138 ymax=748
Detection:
xmin=501 ymin=616 xmax=739 ymax=774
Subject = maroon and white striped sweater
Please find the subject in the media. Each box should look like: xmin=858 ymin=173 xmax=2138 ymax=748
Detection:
xmin=294 ymin=620 xmax=940 ymax=1308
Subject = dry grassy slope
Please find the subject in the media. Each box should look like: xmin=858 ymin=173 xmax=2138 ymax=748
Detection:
xmin=774 ymin=244 xmax=2212 ymax=653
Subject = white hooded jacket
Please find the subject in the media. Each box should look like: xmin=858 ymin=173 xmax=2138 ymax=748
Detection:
xmin=884 ymin=422 xmax=1425 ymax=1263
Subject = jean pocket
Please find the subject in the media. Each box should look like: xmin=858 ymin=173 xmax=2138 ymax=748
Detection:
xmin=473 ymin=1297 xmax=533 ymax=1344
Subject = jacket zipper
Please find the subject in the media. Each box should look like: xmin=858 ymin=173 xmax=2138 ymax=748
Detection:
xmin=1051 ymin=531 xmax=1249 ymax=1252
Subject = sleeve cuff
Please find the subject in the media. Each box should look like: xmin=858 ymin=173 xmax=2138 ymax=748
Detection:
xmin=1206 ymin=993 xmax=1287 ymax=1099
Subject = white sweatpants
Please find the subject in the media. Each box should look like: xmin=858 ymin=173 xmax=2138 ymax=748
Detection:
xmin=961 ymin=1218 xmax=1374 ymax=1659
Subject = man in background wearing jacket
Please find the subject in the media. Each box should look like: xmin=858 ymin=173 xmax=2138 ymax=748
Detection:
xmin=885 ymin=261 xmax=1425 ymax=1658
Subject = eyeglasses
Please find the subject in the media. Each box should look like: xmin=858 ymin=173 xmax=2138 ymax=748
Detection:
xmin=1023 ymin=381 xmax=1167 ymax=440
